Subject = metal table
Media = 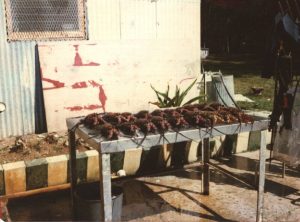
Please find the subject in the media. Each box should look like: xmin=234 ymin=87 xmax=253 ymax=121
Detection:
xmin=67 ymin=116 xmax=269 ymax=222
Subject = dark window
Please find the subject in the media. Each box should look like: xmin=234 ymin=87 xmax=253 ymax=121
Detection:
xmin=5 ymin=0 xmax=87 ymax=41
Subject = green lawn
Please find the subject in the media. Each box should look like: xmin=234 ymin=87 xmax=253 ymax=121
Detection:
xmin=202 ymin=54 xmax=275 ymax=111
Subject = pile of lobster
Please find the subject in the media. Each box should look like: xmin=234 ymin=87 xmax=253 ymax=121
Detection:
xmin=81 ymin=103 xmax=253 ymax=141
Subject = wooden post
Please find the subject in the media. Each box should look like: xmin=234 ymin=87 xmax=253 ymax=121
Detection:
xmin=99 ymin=153 xmax=113 ymax=221
xmin=202 ymin=138 xmax=210 ymax=195
xmin=256 ymin=131 xmax=266 ymax=222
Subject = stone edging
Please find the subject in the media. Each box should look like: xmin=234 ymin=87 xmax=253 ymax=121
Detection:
xmin=0 ymin=150 xmax=100 ymax=196
xmin=0 ymin=129 xmax=271 ymax=197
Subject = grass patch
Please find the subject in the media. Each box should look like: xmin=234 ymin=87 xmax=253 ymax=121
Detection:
xmin=203 ymin=54 xmax=274 ymax=111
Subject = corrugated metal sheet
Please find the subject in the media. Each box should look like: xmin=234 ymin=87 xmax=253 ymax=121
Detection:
xmin=0 ymin=0 xmax=36 ymax=138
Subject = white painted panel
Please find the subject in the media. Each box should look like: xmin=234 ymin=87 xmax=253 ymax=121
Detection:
xmin=38 ymin=40 xmax=200 ymax=132
xmin=120 ymin=0 xmax=156 ymax=39
xmin=87 ymin=0 xmax=121 ymax=40
xmin=157 ymin=0 xmax=200 ymax=41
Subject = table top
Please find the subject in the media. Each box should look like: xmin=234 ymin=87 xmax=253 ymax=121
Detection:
xmin=66 ymin=115 xmax=269 ymax=154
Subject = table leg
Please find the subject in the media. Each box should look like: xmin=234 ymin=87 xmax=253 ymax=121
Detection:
xmin=256 ymin=130 xmax=266 ymax=222
xmin=68 ymin=129 xmax=77 ymax=218
xmin=99 ymin=153 xmax=113 ymax=221
xmin=202 ymin=138 xmax=210 ymax=195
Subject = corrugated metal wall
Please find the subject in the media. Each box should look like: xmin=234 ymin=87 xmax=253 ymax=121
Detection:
xmin=0 ymin=0 xmax=200 ymax=138
xmin=0 ymin=0 xmax=36 ymax=138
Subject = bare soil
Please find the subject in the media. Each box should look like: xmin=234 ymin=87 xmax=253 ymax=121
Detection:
xmin=0 ymin=131 xmax=90 ymax=164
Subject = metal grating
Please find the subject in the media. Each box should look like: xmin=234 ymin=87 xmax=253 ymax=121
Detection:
xmin=4 ymin=0 xmax=86 ymax=41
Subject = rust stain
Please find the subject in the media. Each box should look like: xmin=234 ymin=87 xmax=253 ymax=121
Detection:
xmin=72 ymin=81 xmax=88 ymax=89
xmin=42 ymin=78 xmax=65 ymax=90
xmin=73 ymin=45 xmax=100 ymax=67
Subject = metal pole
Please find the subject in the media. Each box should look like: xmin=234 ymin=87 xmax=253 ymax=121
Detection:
xmin=68 ymin=129 xmax=77 ymax=220
xmin=202 ymin=138 xmax=210 ymax=195
xmin=256 ymin=131 xmax=266 ymax=222
xmin=99 ymin=153 xmax=113 ymax=221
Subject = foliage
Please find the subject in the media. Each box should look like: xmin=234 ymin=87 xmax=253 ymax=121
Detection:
xmin=150 ymin=79 xmax=202 ymax=108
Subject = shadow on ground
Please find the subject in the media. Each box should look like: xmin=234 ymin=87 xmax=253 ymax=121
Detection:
xmin=8 ymin=177 xmax=232 ymax=221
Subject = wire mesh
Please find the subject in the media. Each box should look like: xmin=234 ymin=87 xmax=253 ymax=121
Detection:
xmin=4 ymin=0 xmax=86 ymax=41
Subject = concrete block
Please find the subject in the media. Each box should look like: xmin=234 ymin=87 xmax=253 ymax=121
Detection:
xmin=46 ymin=155 xmax=68 ymax=186
xmin=123 ymin=148 xmax=142 ymax=175
xmin=236 ymin=132 xmax=250 ymax=153
xmin=248 ymin=131 xmax=261 ymax=151
xmin=0 ymin=165 xmax=4 ymax=195
xmin=25 ymin=158 xmax=48 ymax=190
xmin=211 ymin=136 xmax=226 ymax=156
xmin=185 ymin=140 xmax=200 ymax=163
xmin=171 ymin=142 xmax=187 ymax=167
xmin=139 ymin=147 xmax=161 ymax=173
xmin=265 ymin=130 xmax=272 ymax=145
xmin=3 ymin=161 xmax=26 ymax=195
xmin=86 ymin=150 xmax=99 ymax=182
xmin=110 ymin=152 xmax=124 ymax=173
xmin=67 ymin=152 xmax=88 ymax=184
xmin=158 ymin=144 xmax=173 ymax=168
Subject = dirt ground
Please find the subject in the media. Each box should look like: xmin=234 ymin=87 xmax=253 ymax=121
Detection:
xmin=0 ymin=131 xmax=89 ymax=164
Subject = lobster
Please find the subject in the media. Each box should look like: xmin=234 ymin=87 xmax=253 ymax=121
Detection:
xmin=81 ymin=113 xmax=105 ymax=128
xmin=100 ymin=123 xmax=119 ymax=140
xmin=117 ymin=122 xmax=139 ymax=137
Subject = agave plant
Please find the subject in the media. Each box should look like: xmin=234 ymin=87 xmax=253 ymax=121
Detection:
xmin=150 ymin=79 xmax=202 ymax=108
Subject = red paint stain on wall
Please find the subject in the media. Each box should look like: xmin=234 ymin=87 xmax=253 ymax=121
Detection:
xmin=42 ymin=78 xmax=65 ymax=90
xmin=88 ymin=80 xmax=107 ymax=112
xmin=72 ymin=81 xmax=88 ymax=89
xmin=65 ymin=104 xmax=102 ymax=111
xmin=73 ymin=45 xmax=100 ymax=67
xmin=65 ymin=106 xmax=83 ymax=111
xmin=98 ymin=85 xmax=107 ymax=112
